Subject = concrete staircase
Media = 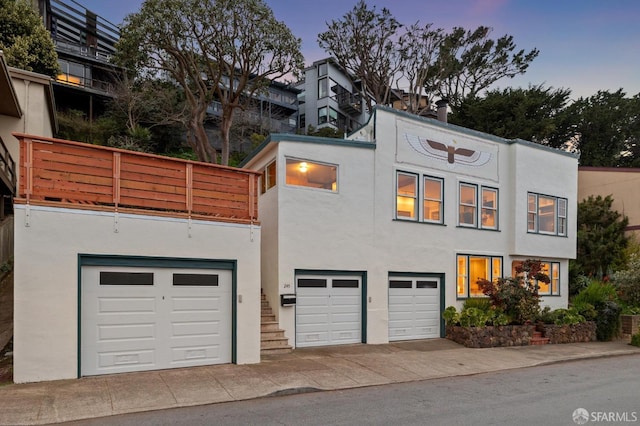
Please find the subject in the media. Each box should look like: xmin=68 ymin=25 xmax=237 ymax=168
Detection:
xmin=261 ymin=291 xmax=292 ymax=355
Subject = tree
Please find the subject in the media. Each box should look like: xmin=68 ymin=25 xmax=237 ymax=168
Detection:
xmin=425 ymin=26 xmax=539 ymax=108
xmin=449 ymin=85 xmax=571 ymax=142
xmin=550 ymin=90 xmax=640 ymax=166
xmin=318 ymin=0 xmax=401 ymax=112
xmin=116 ymin=0 xmax=303 ymax=165
xmin=575 ymin=195 xmax=629 ymax=278
xmin=396 ymin=23 xmax=445 ymax=115
xmin=318 ymin=3 xmax=538 ymax=113
xmin=0 ymin=0 xmax=60 ymax=76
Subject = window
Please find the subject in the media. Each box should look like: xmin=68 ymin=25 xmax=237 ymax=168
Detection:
xmin=527 ymin=193 xmax=568 ymax=236
xmin=396 ymin=172 xmax=418 ymax=220
xmin=260 ymin=160 xmax=276 ymax=194
xmin=318 ymin=62 xmax=328 ymax=77
xmin=459 ymin=184 xmax=477 ymax=226
xmin=457 ymin=255 xmax=502 ymax=298
xmin=285 ymin=158 xmax=337 ymax=191
xmin=459 ymin=183 xmax=499 ymax=229
xmin=318 ymin=78 xmax=328 ymax=98
xmin=396 ymin=172 xmax=443 ymax=223
xmin=512 ymin=261 xmax=560 ymax=296
xmin=423 ymin=177 xmax=443 ymax=222
xmin=481 ymin=187 xmax=498 ymax=229
xmin=318 ymin=107 xmax=327 ymax=124
xmin=299 ymin=114 xmax=306 ymax=129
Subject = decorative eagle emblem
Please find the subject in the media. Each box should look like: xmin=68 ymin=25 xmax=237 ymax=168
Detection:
xmin=405 ymin=134 xmax=491 ymax=167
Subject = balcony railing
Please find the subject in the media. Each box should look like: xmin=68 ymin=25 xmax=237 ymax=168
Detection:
xmin=0 ymin=136 xmax=16 ymax=195
xmin=14 ymin=134 xmax=259 ymax=224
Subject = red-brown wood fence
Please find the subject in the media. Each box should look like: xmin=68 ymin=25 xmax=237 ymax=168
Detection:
xmin=14 ymin=134 xmax=259 ymax=224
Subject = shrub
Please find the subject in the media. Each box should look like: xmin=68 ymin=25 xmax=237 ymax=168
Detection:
xmin=569 ymin=274 xmax=590 ymax=297
xmin=442 ymin=306 xmax=459 ymax=325
xmin=573 ymin=302 xmax=598 ymax=321
xmin=537 ymin=307 xmax=586 ymax=325
xmin=612 ymin=254 xmax=640 ymax=309
xmin=631 ymin=333 xmax=640 ymax=347
xmin=458 ymin=307 xmax=490 ymax=327
xmin=595 ymin=300 xmax=622 ymax=341
xmin=478 ymin=259 xmax=547 ymax=324
xmin=571 ymin=281 xmax=618 ymax=307
xmin=463 ymin=298 xmax=492 ymax=311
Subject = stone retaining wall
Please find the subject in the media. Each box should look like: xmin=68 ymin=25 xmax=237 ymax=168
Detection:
xmin=446 ymin=324 xmax=535 ymax=348
xmin=540 ymin=321 xmax=596 ymax=344
xmin=446 ymin=321 xmax=597 ymax=347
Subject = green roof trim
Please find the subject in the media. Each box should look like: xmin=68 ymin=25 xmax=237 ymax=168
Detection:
xmin=239 ymin=133 xmax=376 ymax=167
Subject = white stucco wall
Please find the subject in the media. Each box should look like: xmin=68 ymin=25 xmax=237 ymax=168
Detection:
xmin=13 ymin=205 xmax=261 ymax=383
xmin=244 ymin=108 xmax=578 ymax=347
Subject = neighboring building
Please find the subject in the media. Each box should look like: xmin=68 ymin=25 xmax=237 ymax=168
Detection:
xmin=578 ymin=166 xmax=640 ymax=236
xmin=207 ymin=80 xmax=300 ymax=154
xmin=34 ymin=0 xmax=123 ymax=117
xmin=296 ymin=58 xmax=369 ymax=135
xmin=0 ymin=51 xmax=57 ymax=263
xmin=241 ymin=106 xmax=577 ymax=348
xmin=12 ymin=134 xmax=261 ymax=383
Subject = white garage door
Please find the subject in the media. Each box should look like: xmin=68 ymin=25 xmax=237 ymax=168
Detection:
xmin=81 ymin=265 xmax=232 ymax=376
xmin=388 ymin=276 xmax=440 ymax=341
xmin=295 ymin=275 xmax=361 ymax=347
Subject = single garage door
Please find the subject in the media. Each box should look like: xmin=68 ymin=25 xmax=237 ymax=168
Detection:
xmin=295 ymin=275 xmax=361 ymax=347
xmin=388 ymin=276 xmax=440 ymax=341
xmin=81 ymin=265 xmax=232 ymax=376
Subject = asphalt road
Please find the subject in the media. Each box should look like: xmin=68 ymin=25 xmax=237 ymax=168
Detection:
xmin=64 ymin=354 xmax=640 ymax=426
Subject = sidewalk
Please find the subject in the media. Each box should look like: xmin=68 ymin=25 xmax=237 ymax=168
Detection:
xmin=1 ymin=339 xmax=638 ymax=425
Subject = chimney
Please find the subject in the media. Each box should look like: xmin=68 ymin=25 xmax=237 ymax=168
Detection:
xmin=435 ymin=99 xmax=448 ymax=123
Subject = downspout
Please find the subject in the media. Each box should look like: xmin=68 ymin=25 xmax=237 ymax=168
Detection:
xmin=23 ymin=80 xmax=31 ymax=133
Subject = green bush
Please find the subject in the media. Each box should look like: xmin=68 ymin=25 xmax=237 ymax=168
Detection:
xmin=612 ymin=254 xmax=640 ymax=309
xmin=442 ymin=306 xmax=510 ymax=327
xmin=442 ymin=306 xmax=459 ymax=325
xmin=631 ymin=333 xmax=640 ymax=347
xmin=595 ymin=300 xmax=622 ymax=341
xmin=458 ymin=307 xmax=490 ymax=327
xmin=572 ymin=281 xmax=618 ymax=307
xmin=463 ymin=298 xmax=492 ymax=311
xmin=573 ymin=302 xmax=598 ymax=321
xmin=569 ymin=274 xmax=591 ymax=297
xmin=538 ymin=307 xmax=586 ymax=325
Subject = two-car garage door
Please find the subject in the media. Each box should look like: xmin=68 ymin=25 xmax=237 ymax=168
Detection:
xmin=81 ymin=265 xmax=232 ymax=376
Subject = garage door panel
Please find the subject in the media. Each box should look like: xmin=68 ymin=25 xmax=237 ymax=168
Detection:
xmin=170 ymin=345 xmax=223 ymax=365
xmin=98 ymin=323 xmax=156 ymax=341
xmin=98 ymin=349 xmax=156 ymax=370
xmin=98 ymin=297 xmax=156 ymax=313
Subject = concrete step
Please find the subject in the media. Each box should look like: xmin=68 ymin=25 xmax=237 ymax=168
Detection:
xmin=260 ymin=337 xmax=291 ymax=349
xmin=261 ymin=308 xmax=273 ymax=315
xmin=261 ymin=314 xmax=276 ymax=322
xmin=261 ymin=321 xmax=281 ymax=332
xmin=261 ymin=330 xmax=286 ymax=340
xmin=260 ymin=346 xmax=293 ymax=356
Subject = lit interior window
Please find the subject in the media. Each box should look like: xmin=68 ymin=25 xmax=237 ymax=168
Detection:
xmin=396 ymin=173 xmax=417 ymax=219
xmin=285 ymin=158 xmax=337 ymax=191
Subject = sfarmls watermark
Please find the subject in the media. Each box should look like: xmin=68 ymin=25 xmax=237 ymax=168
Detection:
xmin=573 ymin=408 xmax=638 ymax=424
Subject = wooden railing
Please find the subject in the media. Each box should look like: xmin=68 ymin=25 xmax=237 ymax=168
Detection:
xmin=0 ymin=136 xmax=16 ymax=195
xmin=13 ymin=134 xmax=259 ymax=224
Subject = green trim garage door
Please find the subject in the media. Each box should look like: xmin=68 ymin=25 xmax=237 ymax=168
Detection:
xmin=388 ymin=275 xmax=441 ymax=341
xmin=81 ymin=265 xmax=232 ymax=376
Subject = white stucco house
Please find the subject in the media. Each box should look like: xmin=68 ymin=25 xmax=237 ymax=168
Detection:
xmin=241 ymin=106 xmax=578 ymax=348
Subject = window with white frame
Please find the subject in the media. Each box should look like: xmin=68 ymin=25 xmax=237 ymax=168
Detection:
xmin=512 ymin=260 xmax=560 ymax=296
xmin=527 ymin=193 xmax=567 ymax=236
xmin=396 ymin=171 xmax=443 ymax=223
xmin=459 ymin=183 xmax=499 ymax=229
xmin=285 ymin=158 xmax=337 ymax=191
xmin=457 ymin=255 xmax=502 ymax=298
xmin=396 ymin=172 xmax=418 ymax=220
xmin=459 ymin=183 xmax=477 ymax=226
